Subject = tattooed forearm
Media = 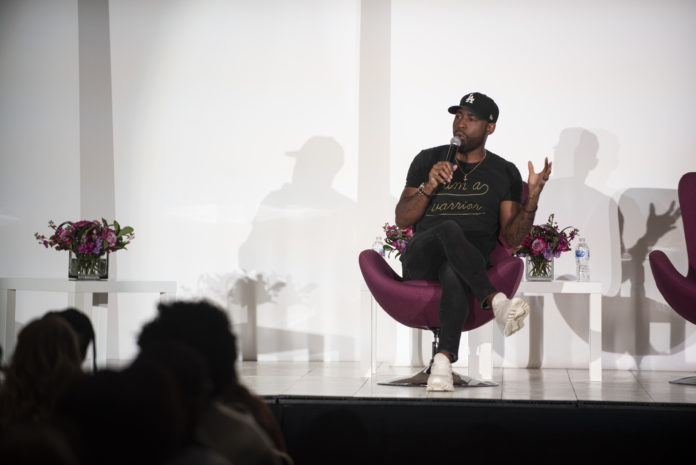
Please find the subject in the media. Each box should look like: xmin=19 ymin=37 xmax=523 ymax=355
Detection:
xmin=506 ymin=210 xmax=535 ymax=247
xmin=503 ymin=197 xmax=538 ymax=247
xmin=395 ymin=187 xmax=432 ymax=228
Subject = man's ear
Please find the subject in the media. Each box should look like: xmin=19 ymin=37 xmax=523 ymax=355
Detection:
xmin=487 ymin=122 xmax=496 ymax=135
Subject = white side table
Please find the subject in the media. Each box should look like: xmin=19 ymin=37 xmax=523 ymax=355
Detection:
xmin=517 ymin=280 xmax=602 ymax=381
xmin=0 ymin=278 xmax=177 ymax=364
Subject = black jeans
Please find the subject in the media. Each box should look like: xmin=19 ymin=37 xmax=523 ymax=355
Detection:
xmin=401 ymin=220 xmax=497 ymax=363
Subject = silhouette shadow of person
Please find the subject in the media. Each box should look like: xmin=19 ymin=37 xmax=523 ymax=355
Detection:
xmin=236 ymin=136 xmax=359 ymax=361
xmin=534 ymin=127 xmax=685 ymax=368
xmin=541 ymin=128 xmax=621 ymax=290
xmin=527 ymin=128 xmax=620 ymax=366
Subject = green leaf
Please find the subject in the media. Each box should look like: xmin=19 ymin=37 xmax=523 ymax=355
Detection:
xmin=118 ymin=226 xmax=134 ymax=236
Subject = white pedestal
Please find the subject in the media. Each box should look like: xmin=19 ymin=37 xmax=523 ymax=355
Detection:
xmin=517 ymin=280 xmax=603 ymax=381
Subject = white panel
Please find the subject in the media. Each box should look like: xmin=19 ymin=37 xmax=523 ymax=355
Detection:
xmin=109 ymin=0 xmax=361 ymax=361
xmin=0 ymin=0 xmax=81 ymax=328
xmin=0 ymin=0 xmax=81 ymax=275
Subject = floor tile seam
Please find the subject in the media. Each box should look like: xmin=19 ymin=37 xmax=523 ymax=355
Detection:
xmin=275 ymin=369 xmax=316 ymax=395
xmin=565 ymin=368 xmax=580 ymax=400
xmin=492 ymin=368 xmax=503 ymax=400
xmin=348 ymin=378 xmax=370 ymax=397
xmin=629 ymin=369 xmax=657 ymax=402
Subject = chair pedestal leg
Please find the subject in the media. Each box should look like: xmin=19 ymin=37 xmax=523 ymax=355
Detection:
xmin=376 ymin=366 xmax=498 ymax=387
xmin=377 ymin=328 xmax=498 ymax=387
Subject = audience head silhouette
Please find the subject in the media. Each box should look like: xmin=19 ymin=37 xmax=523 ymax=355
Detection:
xmin=46 ymin=308 xmax=95 ymax=365
xmin=137 ymin=300 xmax=239 ymax=396
xmin=0 ymin=314 xmax=83 ymax=429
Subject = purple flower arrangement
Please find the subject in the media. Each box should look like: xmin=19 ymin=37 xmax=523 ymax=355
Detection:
xmin=36 ymin=219 xmax=134 ymax=254
xmin=514 ymin=214 xmax=578 ymax=277
xmin=382 ymin=223 xmax=414 ymax=259
xmin=35 ymin=219 xmax=135 ymax=277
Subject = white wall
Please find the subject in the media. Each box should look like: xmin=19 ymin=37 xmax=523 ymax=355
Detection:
xmin=0 ymin=0 xmax=80 ymax=322
xmin=1 ymin=0 xmax=694 ymax=370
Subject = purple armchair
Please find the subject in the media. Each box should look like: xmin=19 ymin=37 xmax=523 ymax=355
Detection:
xmin=359 ymin=231 xmax=524 ymax=387
xmin=649 ymin=172 xmax=696 ymax=385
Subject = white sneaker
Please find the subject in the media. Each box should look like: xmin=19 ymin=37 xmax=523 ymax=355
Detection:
xmin=492 ymin=292 xmax=530 ymax=337
xmin=426 ymin=353 xmax=454 ymax=392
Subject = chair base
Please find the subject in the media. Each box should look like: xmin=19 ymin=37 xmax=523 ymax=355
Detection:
xmin=669 ymin=375 xmax=696 ymax=385
xmin=377 ymin=366 xmax=498 ymax=387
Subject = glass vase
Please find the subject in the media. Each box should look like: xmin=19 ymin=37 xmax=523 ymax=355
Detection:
xmin=525 ymin=255 xmax=554 ymax=282
xmin=69 ymin=251 xmax=109 ymax=280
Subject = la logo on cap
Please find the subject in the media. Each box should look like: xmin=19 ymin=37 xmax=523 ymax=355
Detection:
xmin=465 ymin=94 xmax=475 ymax=104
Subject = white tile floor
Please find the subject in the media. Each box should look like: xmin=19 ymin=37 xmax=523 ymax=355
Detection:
xmin=239 ymin=361 xmax=696 ymax=404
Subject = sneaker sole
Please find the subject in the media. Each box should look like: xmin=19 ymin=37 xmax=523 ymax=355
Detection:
xmin=505 ymin=298 xmax=530 ymax=336
xmin=426 ymin=376 xmax=454 ymax=392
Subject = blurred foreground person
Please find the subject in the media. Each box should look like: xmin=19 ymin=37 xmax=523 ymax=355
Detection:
xmin=137 ymin=300 xmax=291 ymax=465
xmin=0 ymin=314 xmax=85 ymax=464
xmin=56 ymin=340 xmax=227 ymax=465
xmin=0 ymin=314 xmax=84 ymax=429
xmin=47 ymin=308 xmax=96 ymax=370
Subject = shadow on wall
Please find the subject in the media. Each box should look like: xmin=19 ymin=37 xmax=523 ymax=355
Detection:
xmin=523 ymin=127 xmax=619 ymax=366
xmin=191 ymin=270 xmax=331 ymax=361
xmin=525 ymin=127 xmax=685 ymax=368
xmin=604 ymin=189 xmax=684 ymax=362
xmin=203 ymin=136 xmax=359 ymax=360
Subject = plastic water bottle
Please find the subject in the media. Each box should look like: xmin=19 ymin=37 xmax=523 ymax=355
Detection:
xmin=575 ymin=237 xmax=590 ymax=281
xmin=372 ymin=237 xmax=384 ymax=256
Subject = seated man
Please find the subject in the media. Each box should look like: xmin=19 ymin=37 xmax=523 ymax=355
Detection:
xmin=395 ymin=92 xmax=551 ymax=391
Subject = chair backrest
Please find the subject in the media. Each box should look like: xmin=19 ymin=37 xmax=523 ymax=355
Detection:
xmin=679 ymin=172 xmax=696 ymax=272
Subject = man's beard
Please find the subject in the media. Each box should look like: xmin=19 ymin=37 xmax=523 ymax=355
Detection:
xmin=457 ymin=133 xmax=486 ymax=153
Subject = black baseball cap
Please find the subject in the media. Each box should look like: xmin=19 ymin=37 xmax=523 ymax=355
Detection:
xmin=448 ymin=92 xmax=499 ymax=123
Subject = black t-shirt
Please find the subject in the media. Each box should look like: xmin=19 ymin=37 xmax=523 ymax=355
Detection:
xmin=405 ymin=145 xmax=523 ymax=258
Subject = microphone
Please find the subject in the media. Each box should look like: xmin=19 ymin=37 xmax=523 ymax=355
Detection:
xmin=436 ymin=136 xmax=461 ymax=192
xmin=444 ymin=136 xmax=461 ymax=163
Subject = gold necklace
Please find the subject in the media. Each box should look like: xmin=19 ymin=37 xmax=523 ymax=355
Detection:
xmin=455 ymin=150 xmax=487 ymax=182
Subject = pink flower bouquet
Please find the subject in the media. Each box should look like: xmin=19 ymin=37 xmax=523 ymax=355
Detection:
xmin=35 ymin=219 xmax=135 ymax=277
xmin=514 ymin=214 xmax=578 ymax=278
xmin=382 ymin=223 xmax=414 ymax=259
